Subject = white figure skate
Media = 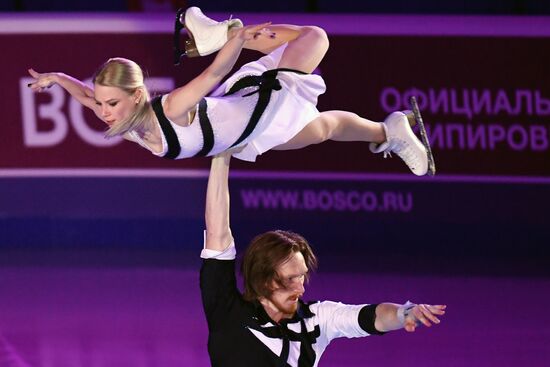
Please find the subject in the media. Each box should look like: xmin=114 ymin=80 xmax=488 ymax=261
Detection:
xmin=370 ymin=97 xmax=435 ymax=176
xmin=173 ymin=7 xmax=243 ymax=64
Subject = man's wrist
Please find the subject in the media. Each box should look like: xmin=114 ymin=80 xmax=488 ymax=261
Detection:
xmin=396 ymin=301 xmax=416 ymax=325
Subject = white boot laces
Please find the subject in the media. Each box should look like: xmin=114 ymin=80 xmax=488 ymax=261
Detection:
xmin=390 ymin=138 xmax=418 ymax=170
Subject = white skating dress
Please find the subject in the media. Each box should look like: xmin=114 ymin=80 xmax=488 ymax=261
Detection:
xmin=129 ymin=44 xmax=326 ymax=162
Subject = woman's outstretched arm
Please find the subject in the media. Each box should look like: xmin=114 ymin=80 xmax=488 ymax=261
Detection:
xmin=163 ymin=23 xmax=271 ymax=123
xmin=27 ymin=68 xmax=100 ymax=115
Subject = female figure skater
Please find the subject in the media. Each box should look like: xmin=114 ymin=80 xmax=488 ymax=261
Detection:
xmin=27 ymin=7 xmax=432 ymax=176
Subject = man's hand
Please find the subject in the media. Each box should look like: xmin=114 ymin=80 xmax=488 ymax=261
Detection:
xmin=403 ymin=304 xmax=447 ymax=332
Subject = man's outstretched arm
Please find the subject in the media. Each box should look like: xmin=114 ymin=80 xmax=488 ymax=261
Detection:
xmin=374 ymin=302 xmax=447 ymax=333
xmin=204 ymin=151 xmax=234 ymax=252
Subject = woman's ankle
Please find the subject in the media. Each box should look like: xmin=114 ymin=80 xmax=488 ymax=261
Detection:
xmin=228 ymin=27 xmax=239 ymax=40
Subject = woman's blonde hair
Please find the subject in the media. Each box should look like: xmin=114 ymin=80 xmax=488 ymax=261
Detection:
xmin=93 ymin=57 xmax=153 ymax=137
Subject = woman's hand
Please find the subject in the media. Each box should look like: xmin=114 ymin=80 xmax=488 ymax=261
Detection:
xmin=27 ymin=68 xmax=58 ymax=92
xmin=235 ymin=22 xmax=273 ymax=42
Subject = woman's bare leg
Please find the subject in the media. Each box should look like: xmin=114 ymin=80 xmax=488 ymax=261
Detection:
xmin=273 ymin=111 xmax=386 ymax=151
xmin=229 ymin=24 xmax=329 ymax=73
xmin=276 ymin=26 xmax=329 ymax=73
xmin=229 ymin=25 xmax=302 ymax=54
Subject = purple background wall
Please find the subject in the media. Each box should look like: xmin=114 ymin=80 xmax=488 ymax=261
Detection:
xmin=1 ymin=12 xmax=550 ymax=367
